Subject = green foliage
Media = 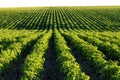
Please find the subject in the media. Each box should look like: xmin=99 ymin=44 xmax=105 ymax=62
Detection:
xmin=0 ymin=30 xmax=41 ymax=74
xmin=62 ymin=31 xmax=120 ymax=80
xmin=21 ymin=30 xmax=52 ymax=80
xmin=0 ymin=7 xmax=120 ymax=80
xmin=54 ymin=29 xmax=90 ymax=80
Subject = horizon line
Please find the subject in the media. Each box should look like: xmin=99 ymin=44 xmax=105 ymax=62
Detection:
xmin=0 ymin=5 xmax=120 ymax=8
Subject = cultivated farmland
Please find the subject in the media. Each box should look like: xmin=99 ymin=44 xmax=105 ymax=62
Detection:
xmin=0 ymin=7 xmax=120 ymax=80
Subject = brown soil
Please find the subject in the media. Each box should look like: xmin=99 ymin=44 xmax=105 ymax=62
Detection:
xmin=41 ymin=36 xmax=64 ymax=80
xmin=1 ymin=38 xmax=38 ymax=80
xmin=67 ymin=42 xmax=101 ymax=80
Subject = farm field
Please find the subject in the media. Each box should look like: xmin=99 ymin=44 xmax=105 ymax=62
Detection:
xmin=0 ymin=7 xmax=120 ymax=80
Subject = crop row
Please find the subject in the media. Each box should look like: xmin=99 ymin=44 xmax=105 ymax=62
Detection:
xmin=54 ymin=29 xmax=90 ymax=80
xmin=0 ymin=29 xmax=120 ymax=79
xmin=0 ymin=7 xmax=120 ymax=31
xmin=21 ymin=29 xmax=52 ymax=80
xmin=0 ymin=30 xmax=47 ymax=79
xmin=60 ymin=29 xmax=120 ymax=80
